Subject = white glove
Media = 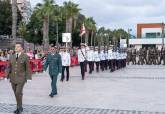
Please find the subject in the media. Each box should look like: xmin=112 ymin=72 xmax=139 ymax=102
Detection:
xmin=27 ymin=80 xmax=32 ymax=83
xmin=58 ymin=73 xmax=62 ymax=77
xmin=4 ymin=78 xmax=8 ymax=81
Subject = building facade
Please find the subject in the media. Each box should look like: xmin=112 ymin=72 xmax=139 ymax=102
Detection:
xmin=16 ymin=0 xmax=32 ymax=23
xmin=129 ymin=23 xmax=165 ymax=50
xmin=10 ymin=0 xmax=32 ymax=23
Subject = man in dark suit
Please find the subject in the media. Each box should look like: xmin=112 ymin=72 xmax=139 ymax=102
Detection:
xmin=43 ymin=46 xmax=62 ymax=97
xmin=7 ymin=43 xmax=32 ymax=114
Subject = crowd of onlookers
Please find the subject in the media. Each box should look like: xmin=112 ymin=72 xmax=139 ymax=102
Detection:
xmin=0 ymin=47 xmax=79 ymax=62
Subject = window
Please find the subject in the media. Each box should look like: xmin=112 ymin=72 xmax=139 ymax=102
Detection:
xmin=146 ymin=33 xmax=156 ymax=38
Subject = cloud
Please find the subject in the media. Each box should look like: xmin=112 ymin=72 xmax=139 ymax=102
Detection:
xmin=31 ymin=0 xmax=165 ymax=35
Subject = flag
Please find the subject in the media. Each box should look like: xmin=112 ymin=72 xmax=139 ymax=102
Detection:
xmin=80 ymin=23 xmax=86 ymax=37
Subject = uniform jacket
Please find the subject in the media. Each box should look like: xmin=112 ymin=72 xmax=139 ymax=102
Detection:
xmin=7 ymin=53 xmax=32 ymax=84
xmin=99 ymin=51 xmax=105 ymax=61
xmin=59 ymin=52 xmax=71 ymax=66
xmin=78 ymin=48 xmax=86 ymax=62
xmin=94 ymin=51 xmax=100 ymax=62
xmin=87 ymin=50 xmax=94 ymax=61
xmin=43 ymin=53 xmax=62 ymax=76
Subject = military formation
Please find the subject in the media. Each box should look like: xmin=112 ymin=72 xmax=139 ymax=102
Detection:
xmin=127 ymin=47 xmax=165 ymax=65
xmin=6 ymin=42 xmax=165 ymax=114
xmin=77 ymin=43 xmax=127 ymax=80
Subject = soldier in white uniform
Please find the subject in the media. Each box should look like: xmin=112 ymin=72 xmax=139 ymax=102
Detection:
xmin=124 ymin=49 xmax=127 ymax=68
xmin=116 ymin=49 xmax=121 ymax=70
xmin=59 ymin=47 xmax=71 ymax=82
xmin=111 ymin=48 xmax=116 ymax=72
xmin=87 ymin=47 xmax=94 ymax=74
xmin=94 ymin=47 xmax=100 ymax=72
xmin=108 ymin=47 xmax=113 ymax=71
xmin=104 ymin=49 xmax=108 ymax=70
xmin=99 ymin=48 xmax=105 ymax=71
xmin=78 ymin=43 xmax=87 ymax=80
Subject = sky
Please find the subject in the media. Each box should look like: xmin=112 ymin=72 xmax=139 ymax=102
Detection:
xmin=30 ymin=0 xmax=165 ymax=35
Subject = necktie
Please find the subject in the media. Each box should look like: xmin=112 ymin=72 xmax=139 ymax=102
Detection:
xmin=16 ymin=54 xmax=19 ymax=60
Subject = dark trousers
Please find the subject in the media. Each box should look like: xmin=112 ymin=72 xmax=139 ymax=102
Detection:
xmin=88 ymin=61 xmax=93 ymax=73
xmin=11 ymin=83 xmax=25 ymax=109
xmin=61 ymin=66 xmax=70 ymax=81
xmin=50 ymin=75 xmax=58 ymax=94
xmin=92 ymin=62 xmax=94 ymax=71
xmin=111 ymin=59 xmax=116 ymax=72
xmin=108 ymin=60 xmax=111 ymax=70
xmin=95 ymin=61 xmax=100 ymax=72
xmin=100 ymin=60 xmax=105 ymax=71
xmin=80 ymin=62 xmax=86 ymax=80
xmin=104 ymin=60 xmax=108 ymax=70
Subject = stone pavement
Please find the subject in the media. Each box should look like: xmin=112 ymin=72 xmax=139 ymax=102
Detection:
xmin=0 ymin=65 xmax=165 ymax=114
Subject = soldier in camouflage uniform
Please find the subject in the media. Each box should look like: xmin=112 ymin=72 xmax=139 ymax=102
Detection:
xmin=147 ymin=47 xmax=152 ymax=65
xmin=138 ymin=48 xmax=143 ymax=65
xmin=142 ymin=47 xmax=147 ymax=64
xmin=126 ymin=48 xmax=132 ymax=65
xmin=132 ymin=48 xmax=136 ymax=65
xmin=162 ymin=47 xmax=165 ymax=65
xmin=155 ymin=47 xmax=159 ymax=65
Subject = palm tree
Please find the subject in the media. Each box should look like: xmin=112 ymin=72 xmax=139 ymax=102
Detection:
xmin=18 ymin=21 xmax=26 ymax=49
xmin=84 ymin=17 xmax=96 ymax=46
xmin=12 ymin=0 xmax=17 ymax=45
xmin=52 ymin=5 xmax=62 ymax=46
xmin=63 ymin=1 xmax=80 ymax=32
xmin=63 ymin=1 xmax=80 ymax=47
xmin=35 ymin=0 xmax=54 ymax=50
xmin=98 ymin=27 xmax=105 ymax=46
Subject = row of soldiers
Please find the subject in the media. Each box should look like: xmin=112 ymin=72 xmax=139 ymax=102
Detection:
xmin=78 ymin=43 xmax=127 ymax=79
xmin=127 ymin=47 xmax=165 ymax=65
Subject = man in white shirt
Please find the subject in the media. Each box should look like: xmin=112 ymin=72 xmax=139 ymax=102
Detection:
xmin=94 ymin=47 xmax=100 ymax=72
xmin=78 ymin=43 xmax=87 ymax=80
xmin=104 ymin=49 xmax=108 ymax=70
xmin=111 ymin=48 xmax=116 ymax=72
xmin=87 ymin=47 xmax=94 ymax=74
xmin=99 ymin=48 xmax=105 ymax=71
xmin=59 ymin=47 xmax=71 ymax=82
xmin=108 ymin=47 xmax=113 ymax=71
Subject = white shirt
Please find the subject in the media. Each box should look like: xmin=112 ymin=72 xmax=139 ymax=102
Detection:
xmin=112 ymin=52 xmax=116 ymax=60
xmin=108 ymin=50 xmax=113 ymax=60
xmin=78 ymin=48 xmax=86 ymax=62
xmin=59 ymin=52 xmax=71 ymax=66
xmin=99 ymin=51 xmax=105 ymax=60
xmin=16 ymin=52 xmax=21 ymax=57
xmin=87 ymin=50 xmax=94 ymax=61
xmin=94 ymin=51 xmax=100 ymax=62
xmin=124 ymin=53 xmax=127 ymax=59
xmin=116 ymin=52 xmax=121 ymax=60
xmin=104 ymin=52 xmax=108 ymax=60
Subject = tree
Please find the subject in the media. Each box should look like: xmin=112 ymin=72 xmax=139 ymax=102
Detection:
xmin=84 ymin=17 xmax=96 ymax=46
xmin=112 ymin=29 xmax=128 ymax=47
xmin=35 ymin=0 xmax=55 ymax=50
xmin=0 ymin=0 xmax=12 ymax=35
xmin=25 ymin=10 xmax=43 ymax=46
xmin=18 ymin=21 xmax=26 ymax=48
xmin=97 ymin=27 xmax=106 ymax=46
xmin=51 ymin=5 xmax=63 ymax=46
xmin=63 ymin=1 xmax=80 ymax=47
xmin=12 ymin=0 xmax=17 ymax=45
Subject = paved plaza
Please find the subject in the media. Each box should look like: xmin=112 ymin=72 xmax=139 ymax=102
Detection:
xmin=0 ymin=65 xmax=165 ymax=114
